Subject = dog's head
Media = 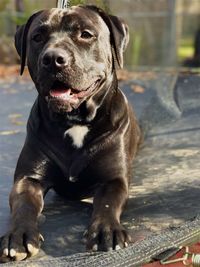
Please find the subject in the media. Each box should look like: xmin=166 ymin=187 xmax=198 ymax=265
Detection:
xmin=15 ymin=5 xmax=129 ymax=114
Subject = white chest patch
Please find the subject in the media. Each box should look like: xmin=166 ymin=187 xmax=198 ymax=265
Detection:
xmin=64 ymin=125 xmax=89 ymax=148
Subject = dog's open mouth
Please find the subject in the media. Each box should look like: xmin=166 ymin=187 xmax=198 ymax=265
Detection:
xmin=46 ymin=79 xmax=100 ymax=112
xmin=49 ymin=80 xmax=99 ymax=100
xmin=50 ymin=81 xmax=85 ymax=100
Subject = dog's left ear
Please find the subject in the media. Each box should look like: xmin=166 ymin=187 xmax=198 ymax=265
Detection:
xmin=106 ymin=15 xmax=129 ymax=69
xmin=85 ymin=6 xmax=129 ymax=69
xmin=15 ymin=11 xmax=43 ymax=75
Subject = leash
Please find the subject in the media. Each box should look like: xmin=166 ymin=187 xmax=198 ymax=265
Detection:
xmin=143 ymin=244 xmax=200 ymax=267
xmin=57 ymin=0 xmax=70 ymax=9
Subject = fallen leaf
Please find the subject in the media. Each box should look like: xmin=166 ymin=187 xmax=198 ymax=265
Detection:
xmin=11 ymin=121 xmax=25 ymax=126
xmin=0 ymin=130 xmax=20 ymax=135
xmin=8 ymin=114 xmax=24 ymax=125
xmin=8 ymin=114 xmax=22 ymax=119
xmin=131 ymin=84 xmax=145 ymax=93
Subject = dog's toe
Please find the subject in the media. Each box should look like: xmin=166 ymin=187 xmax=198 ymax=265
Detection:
xmin=113 ymin=228 xmax=131 ymax=250
xmin=0 ymin=228 xmax=42 ymax=262
xmin=85 ymin=221 xmax=131 ymax=252
xmin=0 ymin=233 xmax=27 ymax=262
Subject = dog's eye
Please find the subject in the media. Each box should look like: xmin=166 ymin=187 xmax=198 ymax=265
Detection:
xmin=32 ymin=33 xmax=43 ymax=43
xmin=80 ymin=31 xmax=93 ymax=39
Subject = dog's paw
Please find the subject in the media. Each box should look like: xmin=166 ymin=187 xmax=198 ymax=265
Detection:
xmin=0 ymin=227 xmax=44 ymax=262
xmin=84 ymin=220 xmax=131 ymax=252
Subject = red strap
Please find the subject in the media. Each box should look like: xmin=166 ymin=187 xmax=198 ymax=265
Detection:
xmin=142 ymin=242 xmax=200 ymax=267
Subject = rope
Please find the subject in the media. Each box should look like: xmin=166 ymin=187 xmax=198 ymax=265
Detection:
xmin=2 ymin=216 xmax=200 ymax=267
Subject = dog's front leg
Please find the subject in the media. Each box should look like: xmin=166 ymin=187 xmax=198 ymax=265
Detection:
xmin=0 ymin=176 xmax=46 ymax=262
xmin=85 ymin=178 xmax=131 ymax=251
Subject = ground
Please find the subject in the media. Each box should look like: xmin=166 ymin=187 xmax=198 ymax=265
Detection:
xmin=0 ymin=66 xmax=200 ymax=264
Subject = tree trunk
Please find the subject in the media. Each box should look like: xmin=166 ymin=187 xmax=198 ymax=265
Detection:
xmin=15 ymin=0 xmax=24 ymax=13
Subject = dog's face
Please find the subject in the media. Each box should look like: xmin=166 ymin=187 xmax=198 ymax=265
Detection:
xmin=15 ymin=6 xmax=129 ymax=114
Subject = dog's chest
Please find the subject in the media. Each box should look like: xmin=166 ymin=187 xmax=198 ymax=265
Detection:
xmin=64 ymin=125 xmax=89 ymax=148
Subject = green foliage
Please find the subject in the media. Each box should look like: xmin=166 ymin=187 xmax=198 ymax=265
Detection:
xmin=70 ymin=0 xmax=86 ymax=5
xmin=69 ymin=0 xmax=109 ymax=11
xmin=0 ymin=0 xmax=9 ymax=12
xmin=178 ymin=38 xmax=194 ymax=61
xmin=11 ymin=12 xmax=31 ymax=26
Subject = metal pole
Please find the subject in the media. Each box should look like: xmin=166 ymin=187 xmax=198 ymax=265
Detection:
xmin=57 ymin=0 xmax=69 ymax=9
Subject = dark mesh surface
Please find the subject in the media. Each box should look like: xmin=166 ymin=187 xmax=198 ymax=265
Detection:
xmin=1 ymin=72 xmax=200 ymax=266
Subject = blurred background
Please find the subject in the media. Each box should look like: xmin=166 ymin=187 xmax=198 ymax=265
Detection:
xmin=0 ymin=0 xmax=200 ymax=69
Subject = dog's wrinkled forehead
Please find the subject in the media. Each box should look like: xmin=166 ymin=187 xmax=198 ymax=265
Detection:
xmin=15 ymin=5 xmax=128 ymax=75
xmin=34 ymin=6 xmax=109 ymax=35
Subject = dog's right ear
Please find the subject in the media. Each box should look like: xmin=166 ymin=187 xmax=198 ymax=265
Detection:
xmin=15 ymin=11 xmax=43 ymax=75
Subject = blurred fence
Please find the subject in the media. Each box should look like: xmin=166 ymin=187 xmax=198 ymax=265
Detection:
xmin=0 ymin=0 xmax=200 ymax=67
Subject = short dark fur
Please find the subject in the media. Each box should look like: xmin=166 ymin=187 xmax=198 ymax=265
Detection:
xmin=0 ymin=5 xmax=140 ymax=262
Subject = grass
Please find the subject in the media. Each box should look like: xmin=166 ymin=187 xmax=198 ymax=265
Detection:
xmin=178 ymin=38 xmax=194 ymax=61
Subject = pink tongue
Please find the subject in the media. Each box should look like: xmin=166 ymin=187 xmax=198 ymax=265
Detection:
xmin=50 ymin=89 xmax=71 ymax=97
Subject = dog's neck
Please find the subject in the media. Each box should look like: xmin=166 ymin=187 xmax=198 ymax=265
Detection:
xmin=38 ymin=72 xmax=118 ymax=127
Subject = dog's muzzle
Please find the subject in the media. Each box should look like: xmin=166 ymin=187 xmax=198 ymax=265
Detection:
xmin=39 ymin=48 xmax=101 ymax=113
xmin=45 ymin=79 xmax=101 ymax=113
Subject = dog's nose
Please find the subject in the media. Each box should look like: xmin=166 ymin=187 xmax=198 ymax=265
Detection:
xmin=42 ymin=49 xmax=67 ymax=69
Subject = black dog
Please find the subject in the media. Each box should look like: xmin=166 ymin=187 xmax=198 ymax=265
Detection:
xmin=0 ymin=5 xmax=140 ymax=262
